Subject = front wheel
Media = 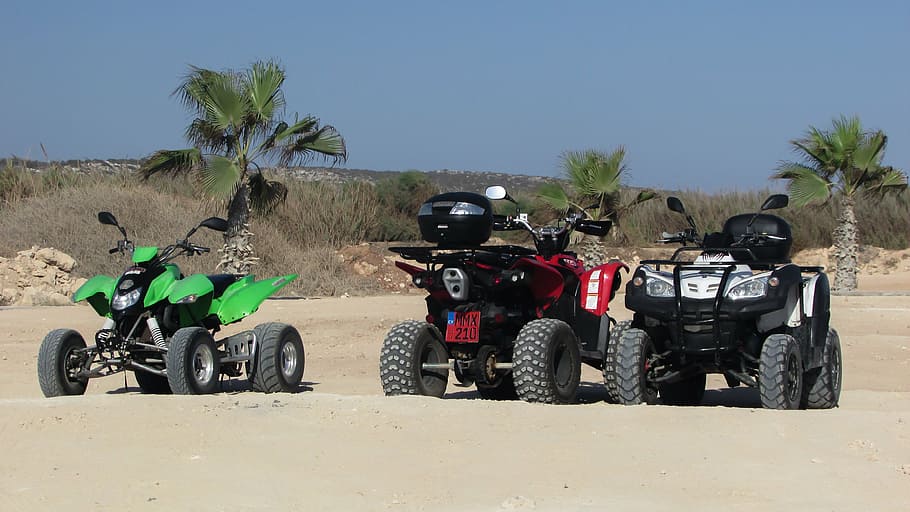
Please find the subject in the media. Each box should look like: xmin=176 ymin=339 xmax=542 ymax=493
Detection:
xmin=603 ymin=320 xmax=632 ymax=404
xmin=512 ymin=319 xmax=581 ymax=404
xmin=803 ymin=328 xmax=842 ymax=409
xmin=166 ymin=327 xmax=220 ymax=395
xmin=249 ymin=323 xmax=306 ymax=393
xmin=759 ymin=333 xmax=803 ymax=410
xmin=380 ymin=320 xmax=449 ymax=397
xmin=612 ymin=328 xmax=659 ymax=405
xmin=37 ymin=329 xmax=88 ymax=397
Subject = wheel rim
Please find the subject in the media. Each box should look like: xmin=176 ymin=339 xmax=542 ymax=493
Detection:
xmin=62 ymin=344 xmax=82 ymax=383
xmin=281 ymin=341 xmax=299 ymax=379
xmin=420 ymin=343 xmax=443 ymax=383
xmin=786 ymin=352 xmax=801 ymax=403
xmin=192 ymin=344 xmax=215 ymax=386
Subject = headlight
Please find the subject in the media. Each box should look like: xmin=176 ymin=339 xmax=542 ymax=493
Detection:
xmin=727 ymin=277 xmax=768 ymax=300
xmin=111 ymin=287 xmax=142 ymax=310
xmin=645 ymin=278 xmax=674 ymax=297
xmin=449 ymin=202 xmax=485 ymax=215
xmin=418 ymin=203 xmax=433 ymax=216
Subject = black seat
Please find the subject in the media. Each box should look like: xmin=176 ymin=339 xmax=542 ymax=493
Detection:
xmin=722 ymin=214 xmax=792 ymax=262
xmin=207 ymin=274 xmax=242 ymax=297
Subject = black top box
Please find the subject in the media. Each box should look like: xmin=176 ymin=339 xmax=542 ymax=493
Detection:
xmin=417 ymin=192 xmax=493 ymax=247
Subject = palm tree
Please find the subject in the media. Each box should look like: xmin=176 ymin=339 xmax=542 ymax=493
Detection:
xmin=138 ymin=60 xmax=347 ymax=274
xmin=774 ymin=115 xmax=906 ymax=292
xmin=537 ymin=147 xmax=656 ymax=263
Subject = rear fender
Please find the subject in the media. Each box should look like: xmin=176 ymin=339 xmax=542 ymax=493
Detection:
xmin=215 ymin=274 xmax=297 ymax=325
xmin=512 ymin=257 xmax=565 ymax=309
xmin=803 ymin=272 xmax=830 ymax=364
xmin=395 ymin=261 xmax=423 ymax=276
xmin=73 ymin=275 xmax=116 ymax=317
xmin=579 ymin=261 xmax=629 ymax=316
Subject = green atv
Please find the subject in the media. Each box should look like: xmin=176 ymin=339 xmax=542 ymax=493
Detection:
xmin=37 ymin=211 xmax=304 ymax=396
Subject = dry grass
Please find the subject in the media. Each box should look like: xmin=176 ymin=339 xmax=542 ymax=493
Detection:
xmin=0 ymin=163 xmax=907 ymax=298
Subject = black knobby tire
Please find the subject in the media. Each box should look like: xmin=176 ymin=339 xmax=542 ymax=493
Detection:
xmin=380 ymin=320 xmax=449 ymax=397
xmin=512 ymin=319 xmax=581 ymax=404
xmin=166 ymin=327 xmax=220 ymax=395
xmin=803 ymin=328 xmax=842 ymax=409
xmin=603 ymin=320 xmax=631 ymax=404
xmin=759 ymin=333 xmax=803 ymax=410
xmin=249 ymin=323 xmax=306 ymax=393
xmin=660 ymin=373 xmax=707 ymax=406
xmin=134 ymin=371 xmax=172 ymax=394
xmin=477 ymin=374 xmax=518 ymax=401
xmin=37 ymin=329 xmax=88 ymax=398
xmin=613 ymin=328 xmax=659 ymax=405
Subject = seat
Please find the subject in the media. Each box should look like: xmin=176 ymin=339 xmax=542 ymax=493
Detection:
xmin=206 ymin=274 xmax=242 ymax=297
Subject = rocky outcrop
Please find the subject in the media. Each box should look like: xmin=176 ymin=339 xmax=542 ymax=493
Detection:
xmin=0 ymin=247 xmax=86 ymax=306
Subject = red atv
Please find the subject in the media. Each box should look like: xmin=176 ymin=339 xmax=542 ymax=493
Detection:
xmin=380 ymin=186 xmax=627 ymax=404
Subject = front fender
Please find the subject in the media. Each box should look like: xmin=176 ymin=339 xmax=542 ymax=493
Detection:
xmin=145 ymin=264 xmax=181 ymax=307
xmin=73 ymin=275 xmax=116 ymax=317
xmin=579 ymin=261 xmax=629 ymax=316
xmin=168 ymin=273 xmax=214 ymax=304
xmin=216 ymin=274 xmax=297 ymax=325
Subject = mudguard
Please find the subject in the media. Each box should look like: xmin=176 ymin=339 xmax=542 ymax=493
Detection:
xmin=579 ymin=261 xmax=628 ymax=316
xmin=144 ymin=264 xmax=181 ymax=307
xmin=73 ymin=275 xmax=116 ymax=317
xmin=512 ymin=258 xmax=564 ymax=309
xmin=167 ymin=273 xmax=214 ymax=304
xmin=215 ymin=274 xmax=297 ymax=325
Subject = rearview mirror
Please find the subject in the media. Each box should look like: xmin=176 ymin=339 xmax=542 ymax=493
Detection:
xmin=667 ymin=197 xmax=686 ymax=214
xmin=98 ymin=211 xmax=119 ymax=226
xmin=485 ymin=186 xmax=507 ymax=200
xmin=200 ymin=217 xmax=229 ymax=232
xmin=761 ymin=194 xmax=789 ymax=211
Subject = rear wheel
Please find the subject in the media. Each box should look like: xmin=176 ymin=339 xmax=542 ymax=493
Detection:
xmin=512 ymin=319 xmax=581 ymax=404
xmin=759 ymin=333 xmax=803 ymax=410
xmin=603 ymin=320 xmax=631 ymax=404
xmin=167 ymin=327 xmax=220 ymax=395
xmin=803 ymin=328 xmax=842 ymax=409
xmin=380 ymin=320 xmax=449 ymax=397
xmin=134 ymin=371 xmax=172 ymax=394
xmin=660 ymin=373 xmax=706 ymax=406
xmin=613 ymin=328 xmax=659 ymax=405
xmin=249 ymin=323 xmax=306 ymax=393
xmin=37 ymin=329 xmax=88 ymax=397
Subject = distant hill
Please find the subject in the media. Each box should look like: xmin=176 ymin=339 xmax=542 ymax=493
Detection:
xmin=5 ymin=158 xmax=559 ymax=194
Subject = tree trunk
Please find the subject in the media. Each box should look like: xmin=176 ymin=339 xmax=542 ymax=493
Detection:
xmin=831 ymin=194 xmax=858 ymax=293
xmin=219 ymin=182 xmax=258 ymax=275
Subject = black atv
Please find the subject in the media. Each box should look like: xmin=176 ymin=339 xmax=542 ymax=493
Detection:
xmin=606 ymin=194 xmax=842 ymax=409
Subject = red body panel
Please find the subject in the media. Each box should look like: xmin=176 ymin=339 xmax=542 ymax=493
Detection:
xmin=578 ymin=261 xmax=628 ymax=316
xmin=511 ymin=257 xmax=565 ymax=308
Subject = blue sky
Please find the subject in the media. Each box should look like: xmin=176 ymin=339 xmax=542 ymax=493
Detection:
xmin=2 ymin=0 xmax=908 ymax=191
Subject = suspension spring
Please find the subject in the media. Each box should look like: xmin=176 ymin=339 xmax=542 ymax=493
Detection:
xmin=146 ymin=317 xmax=167 ymax=349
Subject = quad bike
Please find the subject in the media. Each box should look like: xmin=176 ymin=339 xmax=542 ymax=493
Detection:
xmin=608 ymin=194 xmax=842 ymax=409
xmin=37 ymin=212 xmax=304 ymax=397
xmin=380 ymin=186 xmax=627 ymax=404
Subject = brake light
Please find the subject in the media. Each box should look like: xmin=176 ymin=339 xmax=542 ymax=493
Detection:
xmin=426 ymin=314 xmax=435 ymax=324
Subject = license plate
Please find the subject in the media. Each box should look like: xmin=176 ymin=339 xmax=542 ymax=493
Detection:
xmin=445 ymin=311 xmax=481 ymax=343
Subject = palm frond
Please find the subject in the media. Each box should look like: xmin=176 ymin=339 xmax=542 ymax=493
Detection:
xmin=536 ymin=182 xmax=571 ymax=212
xmin=138 ymin=148 xmax=202 ymax=179
xmin=249 ymin=172 xmax=289 ymax=214
xmin=244 ymin=60 xmax=286 ymax=126
xmin=201 ymin=72 xmax=249 ymax=132
xmin=561 ymin=150 xmax=593 ymax=193
xmin=197 ymin=155 xmax=241 ymax=198
xmin=173 ymin=66 xmax=221 ymax=117
xmin=186 ymin=118 xmax=234 ymax=155
xmin=863 ymin=166 xmax=908 ymax=196
xmin=778 ymin=164 xmax=831 ymax=206
xmin=277 ymin=124 xmax=347 ymax=166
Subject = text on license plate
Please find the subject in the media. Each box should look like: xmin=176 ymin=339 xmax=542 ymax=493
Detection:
xmin=445 ymin=311 xmax=480 ymax=343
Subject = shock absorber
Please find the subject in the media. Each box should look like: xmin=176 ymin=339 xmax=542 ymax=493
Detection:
xmin=146 ymin=317 xmax=167 ymax=349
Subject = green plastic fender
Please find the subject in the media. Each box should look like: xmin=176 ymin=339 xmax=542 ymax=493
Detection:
xmin=167 ymin=273 xmax=214 ymax=304
xmin=215 ymin=274 xmax=297 ymax=325
xmin=144 ymin=264 xmax=182 ymax=308
xmin=132 ymin=246 xmax=158 ymax=264
xmin=73 ymin=275 xmax=116 ymax=317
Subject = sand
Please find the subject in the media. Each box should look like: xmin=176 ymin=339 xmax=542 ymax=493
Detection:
xmin=1 ymin=274 xmax=909 ymax=511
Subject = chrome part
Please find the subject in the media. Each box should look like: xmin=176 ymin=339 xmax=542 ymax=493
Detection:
xmin=281 ymin=342 xmax=299 ymax=379
xmin=130 ymin=362 xmax=166 ymax=376
xmin=192 ymin=343 xmax=215 ymax=386
xmin=146 ymin=317 xmax=167 ymax=349
xmin=442 ymin=267 xmax=470 ymax=301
